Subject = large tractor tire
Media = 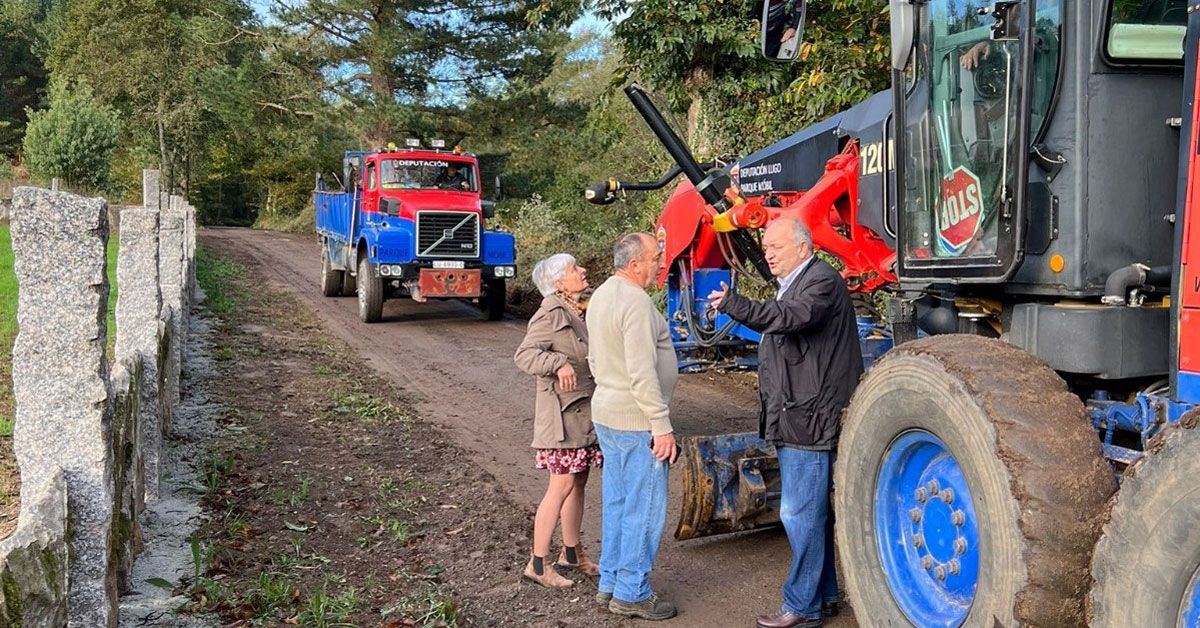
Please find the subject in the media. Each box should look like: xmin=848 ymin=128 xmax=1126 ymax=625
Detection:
xmin=1090 ymin=410 xmax=1200 ymax=627
xmin=356 ymin=256 xmax=383 ymax=323
xmin=320 ymin=245 xmax=343 ymax=298
xmin=834 ymin=335 xmax=1116 ymax=627
xmin=481 ymin=278 xmax=505 ymax=321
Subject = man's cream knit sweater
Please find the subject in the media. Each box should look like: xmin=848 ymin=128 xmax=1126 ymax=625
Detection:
xmin=585 ymin=275 xmax=679 ymax=435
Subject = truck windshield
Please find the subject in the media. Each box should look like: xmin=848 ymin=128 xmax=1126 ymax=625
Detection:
xmin=1106 ymin=0 xmax=1185 ymax=61
xmin=379 ymin=159 xmax=477 ymax=192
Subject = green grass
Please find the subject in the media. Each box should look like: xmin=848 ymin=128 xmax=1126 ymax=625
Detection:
xmin=195 ymin=247 xmax=243 ymax=315
xmin=0 ymin=224 xmax=118 ymax=430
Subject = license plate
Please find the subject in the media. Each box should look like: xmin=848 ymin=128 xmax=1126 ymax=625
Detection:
xmin=432 ymin=261 xmax=465 ymax=269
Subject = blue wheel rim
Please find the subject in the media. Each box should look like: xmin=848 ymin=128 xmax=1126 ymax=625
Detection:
xmin=874 ymin=430 xmax=980 ymax=627
xmin=1179 ymin=565 xmax=1200 ymax=627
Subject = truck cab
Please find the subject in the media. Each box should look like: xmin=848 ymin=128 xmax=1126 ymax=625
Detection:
xmin=314 ymin=143 xmax=516 ymax=322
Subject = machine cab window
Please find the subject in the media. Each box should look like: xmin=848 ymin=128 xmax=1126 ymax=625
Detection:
xmin=1105 ymin=0 xmax=1186 ymax=61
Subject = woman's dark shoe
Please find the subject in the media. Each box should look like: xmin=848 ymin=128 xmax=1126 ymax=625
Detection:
xmin=557 ymin=547 xmax=600 ymax=576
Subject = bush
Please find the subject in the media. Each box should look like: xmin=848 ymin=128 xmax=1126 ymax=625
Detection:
xmin=22 ymin=84 xmax=120 ymax=191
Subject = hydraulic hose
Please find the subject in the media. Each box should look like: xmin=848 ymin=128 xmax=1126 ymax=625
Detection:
xmin=1102 ymin=264 xmax=1172 ymax=305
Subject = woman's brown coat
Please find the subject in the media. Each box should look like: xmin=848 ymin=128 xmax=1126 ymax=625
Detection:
xmin=514 ymin=294 xmax=596 ymax=449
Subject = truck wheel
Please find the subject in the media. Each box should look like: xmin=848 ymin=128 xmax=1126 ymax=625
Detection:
xmin=341 ymin=269 xmax=357 ymax=297
xmin=834 ymin=335 xmax=1115 ymax=627
xmin=357 ymin=256 xmax=383 ymax=323
xmin=481 ymin=278 xmax=505 ymax=321
xmin=320 ymin=246 xmax=343 ymax=298
xmin=1090 ymin=410 xmax=1200 ymax=627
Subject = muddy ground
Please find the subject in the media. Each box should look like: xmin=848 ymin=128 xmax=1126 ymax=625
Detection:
xmin=197 ymin=227 xmax=857 ymax=627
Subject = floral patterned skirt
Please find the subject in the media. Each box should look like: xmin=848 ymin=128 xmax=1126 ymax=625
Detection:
xmin=535 ymin=444 xmax=604 ymax=475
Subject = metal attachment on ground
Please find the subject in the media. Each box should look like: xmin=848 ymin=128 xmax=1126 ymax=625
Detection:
xmin=940 ymin=488 xmax=954 ymax=503
xmin=934 ymin=565 xmax=947 ymax=581
xmin=915 ymin=487 xmax=928 ymax=503
xmin=921 ymin=555 xmax=933 ymax=570
xmin=954 ymin=537 xmax=967 ymax=555
xmin=913 ymin=533 xmax=924 ymax=549
xmin=948 ymin=559 xmax=961 ymax=576
xmin=909 ymin=508 xmax=922 ymax=523
xmin=951 ymin=510 xmax=965 ymax=526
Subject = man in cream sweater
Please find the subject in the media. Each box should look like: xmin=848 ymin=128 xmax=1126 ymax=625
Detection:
xmin=586 ymin=232 xmax=680 ymax=621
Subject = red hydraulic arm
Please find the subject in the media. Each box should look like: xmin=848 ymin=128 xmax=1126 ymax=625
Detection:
xmin=655 ymin=142 xmax=896 ymax=292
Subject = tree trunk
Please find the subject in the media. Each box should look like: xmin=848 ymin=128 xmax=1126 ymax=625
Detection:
xmin=685 ymin=65 xmax=714 ymax=158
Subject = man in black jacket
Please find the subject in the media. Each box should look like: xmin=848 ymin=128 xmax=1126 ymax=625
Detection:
xmin=708 ymin=217 xmax=863 ymax=628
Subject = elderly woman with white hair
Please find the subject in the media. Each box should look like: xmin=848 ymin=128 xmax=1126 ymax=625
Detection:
xmin=514 ymin=253 xmax=601 ymax=588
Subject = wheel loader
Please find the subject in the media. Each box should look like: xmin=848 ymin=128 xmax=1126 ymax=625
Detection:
xmin=584 ymin=0 xmax=1200 ymax=623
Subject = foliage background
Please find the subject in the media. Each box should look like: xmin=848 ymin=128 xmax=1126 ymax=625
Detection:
xmin=0 ymin=0 xmax=889 ymax=293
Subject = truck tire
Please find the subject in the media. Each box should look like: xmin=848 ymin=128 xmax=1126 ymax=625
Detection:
xmin=481 ymin=278 xmax=505 ymax=321
xmin=357 ymin=256 xmax=383 ymax=323
xmin=320 ymin=246 xmax=343 ymax=298
xmin=834 ymin=335 xmax=1115 ymax=628
xmin=341 ymin=269 xmax=357 ymax=297
xmin=1089 ymin=410 xmax=1200 ymax=627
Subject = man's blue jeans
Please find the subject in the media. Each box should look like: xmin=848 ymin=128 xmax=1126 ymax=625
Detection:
xmin=595 ymin=423 xmax=670 ymax=604
xmin=777 ymin=446 xmax=838 ymax=619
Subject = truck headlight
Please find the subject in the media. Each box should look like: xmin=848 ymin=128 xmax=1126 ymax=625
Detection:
xmin=494 ymin=266 xmax=505 ymax=277
xmin=380 ymin=265 xmax=391 ymax=277
xmin=504 ymin=266 xmax=515 ymax=277
xmin=389 ymin=265 xmax=404 ymax=276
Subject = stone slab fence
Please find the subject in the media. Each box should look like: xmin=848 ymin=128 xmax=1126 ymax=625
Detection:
xmin=0 ymin=168 xmax=196 ymax=627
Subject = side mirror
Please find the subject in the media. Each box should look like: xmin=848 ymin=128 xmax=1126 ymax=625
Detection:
xmin=380 ymin=198 xmax=401 ymax=216
xmin=493 ymin=175 xmax=504 ymax=202
xmin=481 ymin=200 xmax=496 ymax=219
xmin=761 ymin=0 xmax=805 ymax=62
xmin=889 ymin=0 xmax=916 ymax=70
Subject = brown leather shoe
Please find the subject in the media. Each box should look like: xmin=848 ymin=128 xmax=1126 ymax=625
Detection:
xmin=521 ymin=560 xmax=574 ymax=588
xmin=756 ymin=609 xmax=821 ymax=628
xmin=557 ymin=547 xmax=600 ymax=576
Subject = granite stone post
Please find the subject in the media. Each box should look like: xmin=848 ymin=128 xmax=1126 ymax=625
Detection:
xmin=107 ymin=360 xmax=143 ymax=594
xmin=141 ymin=170 xmax=161 ymax=210
xmin=159 ymin=196 xmax=185 ymax=413
xmin=114 ymin=208 xmax=162 ymax=502
xmin=10 ymin=187 xmax=117 ymax=627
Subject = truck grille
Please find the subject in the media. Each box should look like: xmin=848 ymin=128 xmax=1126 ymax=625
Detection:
xmin=415 ymin=211 xmax=480 ymax=259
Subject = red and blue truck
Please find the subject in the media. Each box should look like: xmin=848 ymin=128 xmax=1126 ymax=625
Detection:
xmin=314 ymin=141 xmax=516 ymax=322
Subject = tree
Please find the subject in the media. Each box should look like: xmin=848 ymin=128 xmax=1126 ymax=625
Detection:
xmin=23 ymin=83 xmax=120 ymax=189
xmin=271 ymin=0 xmax=580 ymax=145
xmin=599 ymin=0 xmax=890 ymax=156
xmin=0 ymin=1 xmax=51 ymax=155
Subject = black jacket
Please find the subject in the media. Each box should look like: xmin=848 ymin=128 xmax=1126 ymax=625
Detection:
xmin=719 ymin=258 xmax=863 ymax=449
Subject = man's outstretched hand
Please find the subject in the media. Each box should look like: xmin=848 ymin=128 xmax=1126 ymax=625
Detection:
xmin=706 ymin=281 xmax=729 ymax=310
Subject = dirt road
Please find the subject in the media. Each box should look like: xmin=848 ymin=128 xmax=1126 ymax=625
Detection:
xmin=201 ymin=227 xmax=857 ymax=627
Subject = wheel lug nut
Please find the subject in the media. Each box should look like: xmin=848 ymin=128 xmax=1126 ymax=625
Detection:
xmin=928 ymin=479 xmax=940 ymax=494
xmin=915 ymin=487 xmax=928 ymax=503
xmin=935 ymin=565 xmax=947 ymax=581
xmin=954 ymin=538 xmax=968 ymax=555
xmin=948 ymin=559 xmax=961 ymax=575
xmin=913 ymin=534 xmax=924 ymax=549
xmin=909 ymin=508 xmax=922 ymax=523
xmin=952 ymin=510 xmax=965 ymax=526
xmin=922 ymin=555 xmax=933 ymax=570
xmin=941 ymin=488 xmax=954 ymax=503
